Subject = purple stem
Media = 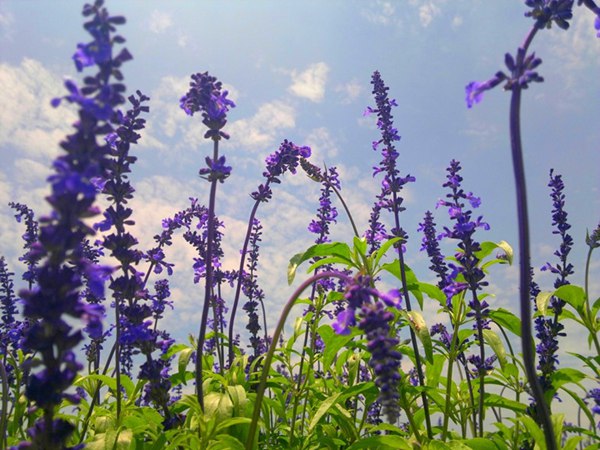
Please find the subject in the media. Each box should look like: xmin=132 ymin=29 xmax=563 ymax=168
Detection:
xmin=196 ymin=139 xmax=220 ymax=411
xmin=509 ymin=26 xmax=556 ymax=450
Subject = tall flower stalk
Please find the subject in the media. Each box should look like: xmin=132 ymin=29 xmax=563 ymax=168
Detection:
xmin=228 ymin=139 xmax=311 ymax=364
xmin=463 ymin=1 xmax=600 ymax=446
xmin=180 ymin=71 xmax=234 ymax=410
xmin=365 ymin=71 xmax=431 ymax=434
xmin=16 ymin=1 xmax=131 ymax=447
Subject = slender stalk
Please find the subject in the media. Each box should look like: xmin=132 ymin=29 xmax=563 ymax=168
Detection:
xmin=114 ymin=296 xmax=122 ymax=420
xmin=390 ymin=188 xmax=433 ymax=439
xmin=289 ymin=282 xmax=318 ymax=444
xmin=245 ymin=271 xmax=352 ymax=450
xmin=0 ymin=361 xmax=8 ymax=450
xmin=583 ymin=246 xmax=600 ymax=356
xmin=228 ymin=188 xmax=269 ymax=364
xmin=196 ymin=138 xmax=220 ymax=411
xmin=509 ymin=74 xmax=556 ymax=450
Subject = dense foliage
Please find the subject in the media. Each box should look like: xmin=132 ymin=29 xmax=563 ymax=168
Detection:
xmin=1 ymin=1 xmax=599 ymax=449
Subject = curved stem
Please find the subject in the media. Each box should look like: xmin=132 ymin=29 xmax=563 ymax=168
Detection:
xmin=228 ymin=188 xmax=269 ymax=364
xmin=196 ymin=138 xmax=220 ymax=411
xmin=329 ymin=182 xmax=359 ymax=238
xmin=245 ymin=271 xmax=352 ymax=450
xmin=509 ymin=84 xmax=556 ymax=450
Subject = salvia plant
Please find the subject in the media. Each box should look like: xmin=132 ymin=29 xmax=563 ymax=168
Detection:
xmin=0 ymin=1 xmax=599 ymax=449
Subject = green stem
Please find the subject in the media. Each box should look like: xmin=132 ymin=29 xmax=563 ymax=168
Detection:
xmin=0 ymin=361 xmax=8 ymax=450
xmin=245 ymin=271 xmax=351 ymax=450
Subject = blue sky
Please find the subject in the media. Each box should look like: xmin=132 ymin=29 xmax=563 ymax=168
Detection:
xmin=0 ymin=1 xmax=599 ymax=360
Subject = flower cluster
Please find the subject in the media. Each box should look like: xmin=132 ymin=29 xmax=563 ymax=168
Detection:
xmin=524 ymin=0 xmax=574 ymax=30
xmin=333 ymin=275 xmax=402 ymax=422
xmin=16 ymin=1 xmax=130 ymax=447
xmin=465 ymin=49 xmax=544 ymax=108
xmin=541 ymin=170 xmax=574 ymax=293
xmin=308 ymin=166 xmax=340 ymax=244
xmin=241 ymin=218 xmax=267 ymax=358
xmin=365 ymin=71 xmax=415 ymax=216
xmin=437 ymin=160 xmax=490 ymax=307
xmin=9 ymin=203 xmax=40 ymax=286
xmin=179 ymin=71 xmax=235 ymax=141
xmin=418 ymin=211 xmax=448 ymax=290
xmin=0 ymin=257 xmax=20 ymax=361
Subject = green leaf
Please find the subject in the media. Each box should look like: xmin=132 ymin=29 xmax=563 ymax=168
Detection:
xmin=207 ymin=434 xmax=246 ymax=450
xmin=306 ymin=256 xmax=356 ymax=274
xmin=404 ymin=311 xmax=433 ymax=363
xmin=288 ymin=242 xmax=353 ymax=284
xmin=418 ymin=282 xmax=446 ymax=304
xmin=318 ymin=324 xmax=360 ymax=369
xmin=353 ymin=236 xmax=368 ymax=258
xmin=381 ymin=263 xmax=423 ymax=308
xmin=114 ymin=428 xmax=133 ymax=450
xmin=372 ymin=237 xmax=402 ymax=267
xmin=462 ymin=437 xmax=505 ymax=449
xmin=554 ymin=285 xmax=586 ymax=313
xmin=178 ymin=347 xmax=194 ymax=385
xmin=550 ymin=368 xmax=586 ymax=390
xmin=536 ymin=292 xmax=553 ymax=316
xmin=483 ymin=393 xmax=527 ymax=413
xmin=204 ymin=392 xmax=233 ymax=423
xmin=519 ymin=414 xmax=547 ymax=450
xmin=489 ymin=309 xmax=521 ymax=337
xmin=308 ymin=392 xmax=342 ymax=433
xmin=482 ymin=329 xmax=506 ymax=369
xmin=347 ymin=435 xmax=412 ymax=449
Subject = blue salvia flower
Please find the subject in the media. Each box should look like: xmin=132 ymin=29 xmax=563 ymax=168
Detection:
xmin=524 ymin=0 xmax=574 ymax=29
xmin=360 ymin=300 xmax=402 ymax=423
xmin=9 ymin=202 xmax=40 ymax=286
xmin=418 ymin=211 xmax=449 ymax=290
xmin=252 ymin=139 xmax=312 ymax=202
xmin=242 ymin=218 xmax=266 ymax=358
xmin=180 ymin=71 xmax=235 ymax=142
xmin=465 ymin=1 xmax=600 ymax=108
xmin=364 ymin=71 xmax=415 ymax=218
xmin=541 ymin=170 xmax=574 ymax=292
xmin=229 ymin=140 xmax=311 ymax=362
xmin=586 ymin=387 xmax=600 ymax=417
xmin=308 ymin=166 xmax=340 ymax=245
xmin=332 ymin=275 xmax=403 ymax=423
xmin=0 ymin=257 xmax=21 ymax=359
xmin=365 ymin=202 xmax=387 ymax=254
xmin=17 ymin=1 xmax=129 ymax=447
xmin=437 ymin=160 xmax=490 ymax=309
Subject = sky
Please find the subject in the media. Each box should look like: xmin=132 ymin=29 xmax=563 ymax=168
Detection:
xmin=0 ymin=1 xmax=599 ymax=368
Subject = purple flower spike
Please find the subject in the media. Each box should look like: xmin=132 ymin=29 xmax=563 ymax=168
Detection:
xmin=180 ymin=71 xmax=235 ymax=141
xmin=465 ymin=73 xmax=505 ymax=108
xmin=525 ymin=0 xmax=574 ymax=30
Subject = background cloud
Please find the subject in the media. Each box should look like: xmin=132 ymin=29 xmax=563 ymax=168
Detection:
xmin=288 ymin=62 xmax=330 ymax=102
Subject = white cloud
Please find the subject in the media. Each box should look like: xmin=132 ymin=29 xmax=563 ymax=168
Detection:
xmin=304 ymin=127 xmax=339 ymax=164
xmin=451 ymin=15 xmax=463 ymax=29
xmin=418 ymin=2 xmax=441 ymax=28
xmin=288 ymin=62 xmax=329 ymax=102
xmin=177 ymin=33 xmax=188 ymax=48
xmin=334 ymin=79 xmax=362 ymax=104
xmin=228 ymin=100 xmax=296 ymax=150
xmin=148 ymin=10 xmax=173 ymax=34
xmin=0 ymin=58 xmax=75 ymax=160
xmin=361 ymin=1 xmax=397 ymax=26
xmin=0 ymin=10 xmax=15 ymax=40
